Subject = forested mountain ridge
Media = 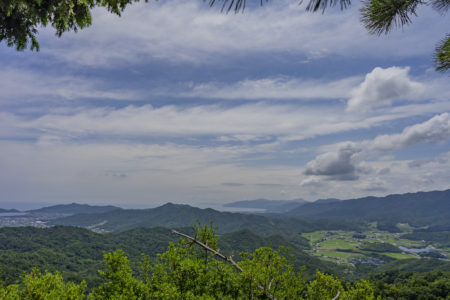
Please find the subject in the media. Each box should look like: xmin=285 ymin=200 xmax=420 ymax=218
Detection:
xmin=0 ymin=226 xmax=340 ymax=287
xmin=284 ymin=189 xmax=450 ymax=230
xmin=1 ymin=225 xmax=449 ymax=299
xmin=50 ymin=202 xmax=363 ymax=240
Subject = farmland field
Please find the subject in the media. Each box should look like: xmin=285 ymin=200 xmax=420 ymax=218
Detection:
xmin=302 ymin=228 xmax=448 ymax=265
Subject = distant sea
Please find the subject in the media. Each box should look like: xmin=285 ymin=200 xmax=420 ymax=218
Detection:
xmin=0 ymin=212 xmax=27 ymax=217
xmin=196 ymin=203 xmax=266 ymax=213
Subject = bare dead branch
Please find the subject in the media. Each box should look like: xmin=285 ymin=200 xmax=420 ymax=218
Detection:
xmin=172 ymin=229 xmax=243 ymax=272
xmin=331 ymin=290 xmax=341 ymax=300
xmin=171 ymin=229 xmax=277 ymax=300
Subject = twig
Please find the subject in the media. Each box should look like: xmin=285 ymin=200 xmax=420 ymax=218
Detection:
xmin=331 ymin=290 xmax=340 ymax=300
xmin=172 ymin=229 xmax=243 ymax=272
xmin=171 ymin=229 xmax=276 ymax=300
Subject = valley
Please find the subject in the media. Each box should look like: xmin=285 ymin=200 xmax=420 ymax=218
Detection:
xmin=302 ymin=226 xmax=449 ymax=266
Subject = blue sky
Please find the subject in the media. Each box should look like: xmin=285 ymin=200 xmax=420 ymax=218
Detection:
xmin=0 ymin=0 xmax=449 ymax=208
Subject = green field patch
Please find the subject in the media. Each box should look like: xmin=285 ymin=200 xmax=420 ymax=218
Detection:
xmin=396 ymin=223 xmax=414 ymax=232
xmin=383 ymin=252 xmax=417 ymax=259
xmin=318 ymin=239 xmax=356 ymax=249
xmin=319 ymin=251 xmax=363 ymax=259
xmin=301 ymin=231 xmax=328 ymax=244
xmin=395 ymin=239 xmax=425 ymax=248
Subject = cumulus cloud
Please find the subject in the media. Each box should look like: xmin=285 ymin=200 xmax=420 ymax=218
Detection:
xmin=347 ymin=66 xmax=425 ymax=111
xmin=304 ymin=143 xmax=363 ymax=181
xmin=303 ymin=113 xmax=450 ymax=182
xmin=370 ymin=113 xmax=450 ymax=151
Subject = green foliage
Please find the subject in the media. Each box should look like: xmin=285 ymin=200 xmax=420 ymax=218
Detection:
xmin=360 ymin=0 xmax=422 ymax=35
xmin=370 ymin=270 xmax=450 ymax=299
xmin=435 ymin=35 xmax=450 ymax=72
xmin=360 ymin=0 xmax=449 ymax=71
xmin=0 ymin=0 xmax=147 ymax=51
xmin=0 ymin=269 xmax=86 ymax=299
xmin=238 ymin=247 xmax=304 ymax=299
xmin=306 ymin=271 xmax=375 ymax=300
xmin=0 ymin=225 xmax=343 ymax=289
xmin=148 ymin=222 xmax=240 ymax=299
xmin=13 ymin=222 xmax=450 ymax=300
xmin=2 ymin=223 xmax=449 ymax=299
xmin=89 ymin=250 xmax=149 ymax=299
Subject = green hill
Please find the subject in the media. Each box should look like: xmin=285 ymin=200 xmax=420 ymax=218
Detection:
xmin=0 ymin=226 xmax=341 ymax=287
xmin=285 ymin=189 xmax=450 ymax=231
xmin=49 ymin=203 xmax=365 ymax=247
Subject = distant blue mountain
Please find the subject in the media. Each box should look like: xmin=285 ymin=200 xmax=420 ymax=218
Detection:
xmin=0 ymin=208 xmax=20 ymax=213
xmin=223 ymin=198 xmax=307 ymax=212
xmin=285 ymin=189 xmax=450 ymax=231
xmin=314 ymin=198 xmax=341 ymax=204
xmin=28 ymin=203 xmax=121 ymax=215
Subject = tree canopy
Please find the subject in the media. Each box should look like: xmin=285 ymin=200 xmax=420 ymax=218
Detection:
xmin=1 ymin=223 xmax=449 ymax=299
xmin=0 ymin=223 xmax=376 ymax=299
xmin=0 ymin=0 xmax=144 ymax=50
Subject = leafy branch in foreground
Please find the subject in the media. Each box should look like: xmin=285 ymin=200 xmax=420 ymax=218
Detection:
xmin=2 ymin=0 xmax=448 ymax=72
xmin=434 ymin=34 xmax=450 ymax=72
xmin=360 ymin=0 xmax=449 ymax=71
xmin=0 ymin=0 xmax=147 ymax=51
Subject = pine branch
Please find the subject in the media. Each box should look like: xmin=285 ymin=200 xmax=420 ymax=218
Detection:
xmin=434 ymin=34 xmax=450 ymax=72
xmin=360 ymin=0 xmax=423 ymax=35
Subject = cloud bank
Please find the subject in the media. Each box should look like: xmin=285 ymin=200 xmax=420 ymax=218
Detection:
xmin=303 ymin=113 xmax=450 ymax=182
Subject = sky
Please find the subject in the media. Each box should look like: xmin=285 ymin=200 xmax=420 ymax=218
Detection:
xmin=0 ymin=0 xmax=449 ymax=209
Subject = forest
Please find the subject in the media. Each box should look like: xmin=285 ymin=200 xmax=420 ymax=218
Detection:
xmin=1 ymin=191 xmax=450 ymax=298
xmin=0 ymin=223 xmax=449 ymax=299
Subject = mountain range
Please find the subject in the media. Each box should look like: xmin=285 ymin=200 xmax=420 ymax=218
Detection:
xmin=46 ymin=189 xmax=450 ymax=234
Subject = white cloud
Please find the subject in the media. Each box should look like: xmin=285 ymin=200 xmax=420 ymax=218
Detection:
xmin=303 ymin=113 xmax=450 ymax=181
xmin=0 ymin=68 xmax=140 ymax=104
xmin=347 ymin=66 xmax=425 ymax=111
xmin=2 ymin=103 xmax=355 ymax=141
xmin=370 ymin=113 xmax=450 ymax=151
xmin=6 ymin=101 xmax=445 ymax=144
xmin=357 ymin=177 xmax=388 ymax=192
xmin=36 ymin=0 xmax=448 ymax=66
xmin=184 ymin=76 xmax=360 ymax=100
xmin=303 ymin=143 xmax=366 ymax=181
